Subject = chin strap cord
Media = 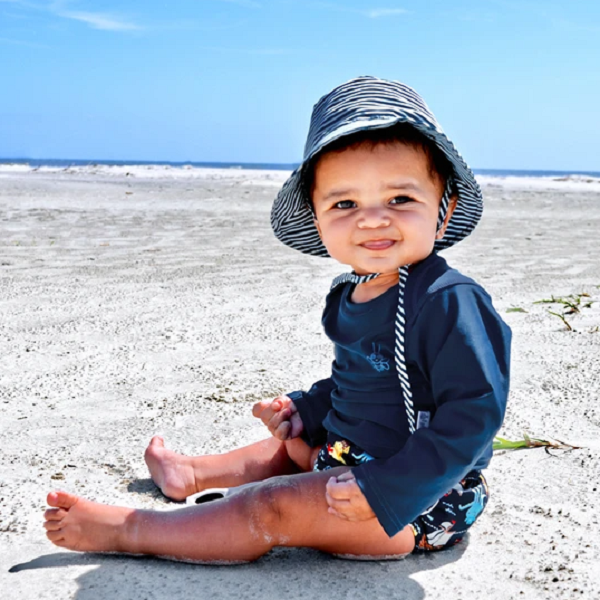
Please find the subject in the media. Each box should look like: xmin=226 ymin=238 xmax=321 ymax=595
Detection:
xmin=330 ymin=181 xmax=454 ymax=436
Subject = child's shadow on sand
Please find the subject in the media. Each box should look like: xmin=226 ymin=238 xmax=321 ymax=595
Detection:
xmin=126 ymin=477 xmax=165 ymax=498
xmin=10 ymin=539 xmax=468 ymax=600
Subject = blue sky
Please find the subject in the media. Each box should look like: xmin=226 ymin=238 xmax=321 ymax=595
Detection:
xmin=1 ymin=0 xmax=599 ymax=170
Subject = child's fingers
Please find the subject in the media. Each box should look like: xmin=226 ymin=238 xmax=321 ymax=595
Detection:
xmin=327 ymin=506 xmax=347 ymax=519
xmin=268 ymin=407 xmax=291 ymax=432
xmin=333 ymin=471 xmax=356 ymax=483
xmin=289 ymin=412 xmax=304 ymax=438
xmin=325 ymin=476 xmax=376 ymax=521
xmin=252 ymin=399 xmax=286 ymax=425
xmin=274 ymin=420 xmax=292 ymax=440
xmin=325 ymin=475 xmax=357 ymax=499
xmin=251 ymin=399 xmax=271 ymax=418
xmin=325 ymin=491 xmax=352 ymax=514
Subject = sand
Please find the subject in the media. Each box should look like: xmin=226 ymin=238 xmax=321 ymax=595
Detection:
xmin=1 ymin=165 xmax=599 ymax=599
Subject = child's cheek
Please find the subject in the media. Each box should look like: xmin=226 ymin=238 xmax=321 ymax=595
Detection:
xmin=316 ymin=228 xmax=341 ymax=259
xmin=324 ymin=240 xmax=354 ymax=267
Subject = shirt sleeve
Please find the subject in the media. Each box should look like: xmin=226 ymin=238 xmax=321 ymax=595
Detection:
xmin=287 ymin=377 xmax=336 ymax=447
xmin=353 ymin=284 xmax=511 ymax=537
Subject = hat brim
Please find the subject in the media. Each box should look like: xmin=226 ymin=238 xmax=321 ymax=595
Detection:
xmin=271 ymin=117 xmax=482 ymax=257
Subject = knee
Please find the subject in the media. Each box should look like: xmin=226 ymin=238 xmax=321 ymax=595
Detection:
xmin=248 ymin=477 xmax=297 ymax=543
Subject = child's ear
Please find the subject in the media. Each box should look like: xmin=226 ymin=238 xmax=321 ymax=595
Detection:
xmin=314 ymin=218 xmax=323 ymax=240
xmin=435 ymin=195 xmax=458 ymax=240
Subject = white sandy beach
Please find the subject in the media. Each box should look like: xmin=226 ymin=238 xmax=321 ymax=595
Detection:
xmin=1 ymin=165 xmax=599 ymax=599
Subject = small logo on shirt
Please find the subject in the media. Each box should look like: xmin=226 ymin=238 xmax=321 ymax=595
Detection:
xmin=366 ymin=343 xmax=390 ymax=372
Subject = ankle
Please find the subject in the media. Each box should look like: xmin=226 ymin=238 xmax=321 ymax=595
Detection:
xmin=189 ymin=455 xmax=217 ymax=492
xmin=116 ymin=507 xmax=144 ymax=554
xmin=192 ymin=469 xmax=208 ymax=494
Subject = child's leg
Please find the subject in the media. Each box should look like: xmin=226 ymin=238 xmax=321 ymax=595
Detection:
xmin=44 ymin=468 xmax=414 ymax=562
xmin=145 ymin=435 xmax=320 ymax=500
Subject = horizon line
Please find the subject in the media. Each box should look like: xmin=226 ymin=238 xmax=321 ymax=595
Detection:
xmin=1 ymin=157 xmax=599 ymax=176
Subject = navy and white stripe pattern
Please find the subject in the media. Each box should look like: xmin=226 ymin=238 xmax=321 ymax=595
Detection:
xmin=394 ymin=266 xmax=415 ymax=433
xmin=436 ymin=180 xmax=453 ymax=239
xmin=271 ymin=76 xmax=483 ymax=257
xmin=330 ymin=271 xmax=380 ymax=288
xmin=271 ymin=76 xmax=483 ymax=436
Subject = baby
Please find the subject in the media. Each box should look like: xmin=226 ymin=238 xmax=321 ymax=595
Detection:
xmin=44 ymin=77 xmax=511 ymax=561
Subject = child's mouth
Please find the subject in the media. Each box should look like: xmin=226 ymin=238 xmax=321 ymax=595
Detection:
xmin=360 ymin=240 xmax=396 ymax=250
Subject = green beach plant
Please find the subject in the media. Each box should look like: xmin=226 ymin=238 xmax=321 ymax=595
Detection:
xmin=534 ymin=293 xmax=595 ymax=331
xmin=493 ymin=433 xmax=581 ymax=452
xmin=547 ymin=310 xmax=572 ymax=331
xmin=506 ymin=307 xmax=527 ymax=313
xmin=533 ymin=293 xmax=592 ymax=313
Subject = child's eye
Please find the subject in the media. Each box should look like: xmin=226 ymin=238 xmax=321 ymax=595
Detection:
xmin=333 ymin=200 xmax=356 ymax=209
xmin=390 ymin=196 xmax=414 ymax=205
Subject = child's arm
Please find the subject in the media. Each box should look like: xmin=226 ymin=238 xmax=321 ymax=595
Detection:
xmin=253 ymin=377 xmax=336 ymax=444
xmin=252 ymin=395 xmax=304 ymax=440
xmin=352 ymin=284 xmax=511 ymax=537
xmin=287 ymin=378 xmax=336 ymax=447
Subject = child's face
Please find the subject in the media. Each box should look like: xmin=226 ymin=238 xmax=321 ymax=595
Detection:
xmin=311 ymin=140 xmax=454 ymax=275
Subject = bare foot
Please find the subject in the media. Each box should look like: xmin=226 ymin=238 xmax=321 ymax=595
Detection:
xmin=144 ymin=436 xmax=199 ymax=501
xmin=44 ymin=491 xmax=134 ymax=553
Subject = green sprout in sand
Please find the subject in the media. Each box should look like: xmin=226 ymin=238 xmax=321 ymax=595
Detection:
xmin=534 ymin=293 xmax=594 ymax=331
xmin=493 ymin=433 xmax=581 ymax=453
xmin=506 ymin=307 xmax=527 ymax=313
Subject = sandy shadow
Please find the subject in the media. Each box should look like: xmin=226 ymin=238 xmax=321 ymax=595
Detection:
xmin=126 ymin=477 xmax=167 ymax=499
xmin=9 ymin=552 xmax=95 ymax=573
xmin=10 ymin=540 xmax=467 ymax=600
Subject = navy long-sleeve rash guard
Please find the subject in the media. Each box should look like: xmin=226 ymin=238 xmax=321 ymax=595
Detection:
xmin=289 ymin=253 xmax=511 ymax=537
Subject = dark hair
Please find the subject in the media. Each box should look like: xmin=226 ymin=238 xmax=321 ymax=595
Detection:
xmin=301 ymin=123 xmax=454 ymax=211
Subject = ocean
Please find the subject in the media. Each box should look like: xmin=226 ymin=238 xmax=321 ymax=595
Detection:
xmin=1 ymin=158 xmax=599 ymax=179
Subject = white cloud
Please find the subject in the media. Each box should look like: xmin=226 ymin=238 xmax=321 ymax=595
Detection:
xmin=58 ymin=10 xmax=141 ymax=31
xmin=0 ymin=0 xmax=143 ymax=32
xmin=367 ymin=8 xmax=408 ymax=18
xmin=310 ymin=2 xmax=409 ymax=19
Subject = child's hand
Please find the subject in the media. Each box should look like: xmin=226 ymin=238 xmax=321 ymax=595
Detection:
xmin=325 ymin=471 xmax=376 ymax=522
xmin=251 ymin=395 xmax=304 ymax=441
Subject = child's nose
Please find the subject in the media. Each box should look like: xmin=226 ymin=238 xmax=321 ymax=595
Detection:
xmin=356 ymin=207 xmax=391 ymax=228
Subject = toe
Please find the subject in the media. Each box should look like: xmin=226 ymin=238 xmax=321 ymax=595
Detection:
xmin=145 ymin=436 xmax=166 ymax=464
xmin=44 ymin=507 xmax=66 ymax=520
xmin=148 ymin=435 xmax=165 ymax=449
xmin=46 ymin=530 xmax=65 ymax=542
xmin=47 ymin=491 xmax=80 ymax=510
xmin=44 ymin=520 xmax=63 ymax=531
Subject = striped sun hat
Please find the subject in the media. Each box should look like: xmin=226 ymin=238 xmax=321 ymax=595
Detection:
xmin=271 ymin=76 xmax=484 ymax=436
xmin=271 ymin=75 xmax=482 ymax=256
